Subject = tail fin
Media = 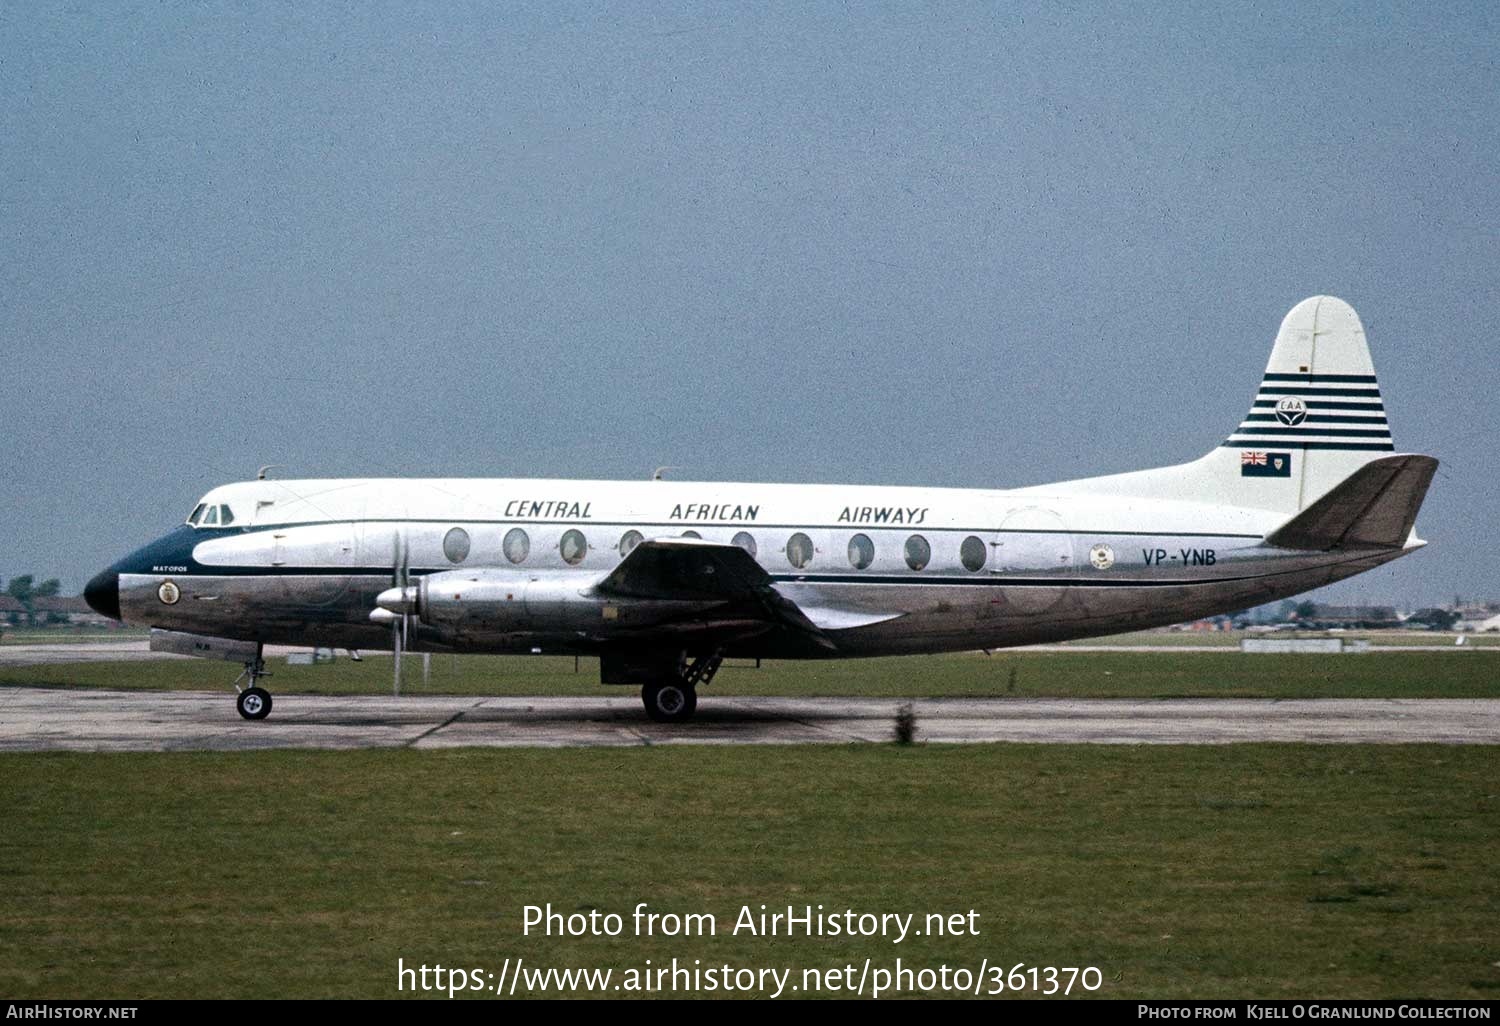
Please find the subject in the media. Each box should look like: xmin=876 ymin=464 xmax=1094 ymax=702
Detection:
xmin=1220 ymin=294 xmax=1394 ymax=512
xmin=1049 ymin=296 xmax=1427 ymax=522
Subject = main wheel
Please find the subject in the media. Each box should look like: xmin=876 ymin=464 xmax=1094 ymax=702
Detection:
xmin=237 ymin=687 xmax=273 ymax=721
xmin=642 ymin=680 xmax=697 ymax=723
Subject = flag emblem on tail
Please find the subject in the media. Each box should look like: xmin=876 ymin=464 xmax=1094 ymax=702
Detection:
xmin=1241 ymin=451 xmax=1292 ymax=477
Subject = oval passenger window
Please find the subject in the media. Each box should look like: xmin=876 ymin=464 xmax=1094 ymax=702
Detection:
xmin=503 ymin=528 xmax=530 ymax=564
xmin=786 ymin=533 xmax=814 ymax=570
xmin=443 ymin=527 xmax=471 ymax=564
xmin=848 ymin=534 xmax=875 ymax=570
xmin=904 ymin=535 xmax=930 ymax=571
xmin=560 ymin=529 xmax=588 ymax=566
xmin=960 ymin=535 xmax=987 ymax=572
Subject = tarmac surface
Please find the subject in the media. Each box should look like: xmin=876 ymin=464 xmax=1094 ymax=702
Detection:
xmin=2 ymin=687 xmax=1497 ymax=752
xmin=1 ymin=638 xmax=1489 ymax=668
xmin=0 ymin=640 xmax=193 ymax=666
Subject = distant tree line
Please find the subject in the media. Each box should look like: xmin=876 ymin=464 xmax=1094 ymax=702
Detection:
xmin=3 ymin=575 xmax=64 ymax=626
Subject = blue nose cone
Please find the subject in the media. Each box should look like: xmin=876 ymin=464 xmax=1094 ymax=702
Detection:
xmin=84 ymin=569 xmax=121 ymax=621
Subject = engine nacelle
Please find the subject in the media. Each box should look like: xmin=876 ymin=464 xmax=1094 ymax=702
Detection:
xmin=407 ymin=569 xmax=712 ymax=634
xmin=414 ymin=569 xmax=592 ymax=631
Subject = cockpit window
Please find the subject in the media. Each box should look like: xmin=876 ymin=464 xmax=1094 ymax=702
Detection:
xmin=188 ymin=503 xmax=234 ymax=528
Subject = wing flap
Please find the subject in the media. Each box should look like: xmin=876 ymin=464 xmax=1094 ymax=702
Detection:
xmin=796 ymin=607 xmax=907 ymax=630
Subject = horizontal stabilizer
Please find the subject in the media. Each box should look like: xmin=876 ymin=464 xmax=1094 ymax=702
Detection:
xmin=1265 ymin=455 xmax=1438 ymax=551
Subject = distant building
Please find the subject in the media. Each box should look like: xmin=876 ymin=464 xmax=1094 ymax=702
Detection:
xmin=1461 ymin=612 xmax=1500 ymax=634
xmin=0 ymin=595 xmax=24 ymax=624
xmin=1170 ymin=615 xmax=1235 ymax=632
xmin=31 ymin=594 xmax=112 ymax=627
xmin=1298 ymin=604 xmax=1403 ymax=630
xmin=1453 ymin=601 xmax=1499 ymax=618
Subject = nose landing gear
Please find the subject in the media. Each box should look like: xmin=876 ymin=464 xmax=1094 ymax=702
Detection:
xmin=236 ymin=686 xmax=272 ymax=720
xmin=232 ymin=644 xmax=273 ymax=720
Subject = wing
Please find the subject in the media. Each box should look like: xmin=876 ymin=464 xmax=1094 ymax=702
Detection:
xmin=595 ymin=537 xmax=773 ymax=601
xmin=594 ymin=538 xmax=902 ymax=644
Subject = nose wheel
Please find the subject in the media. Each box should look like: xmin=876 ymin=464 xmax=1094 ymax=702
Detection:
xmin=232 ymin=644 xmax=274 ymax=721
xmin=237 ymin=686 xmax=272 ymax=720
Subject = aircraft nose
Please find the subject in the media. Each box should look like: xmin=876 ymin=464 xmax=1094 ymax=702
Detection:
xmin=84 ymin=568 xmax=121 ymax=621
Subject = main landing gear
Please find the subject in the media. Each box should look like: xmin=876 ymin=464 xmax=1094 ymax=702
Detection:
xmin=641 ymin=651 xmax=722 ymax=724
xmin=232 ymin=644 xmax=273 ymax=721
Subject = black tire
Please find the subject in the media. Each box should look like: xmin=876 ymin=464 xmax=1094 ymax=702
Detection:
xmin=642 ymin=680 xmax=697 ymax=723
xmin=237 ymin=687 xmax=273 ymax=721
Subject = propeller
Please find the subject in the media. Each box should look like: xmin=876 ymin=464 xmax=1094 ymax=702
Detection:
xmin=370 ymin=532 xmax=417 ymax=696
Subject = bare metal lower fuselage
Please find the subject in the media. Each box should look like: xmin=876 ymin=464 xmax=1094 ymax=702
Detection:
xmin=110 ymin=521 xmax=1411 ymax=660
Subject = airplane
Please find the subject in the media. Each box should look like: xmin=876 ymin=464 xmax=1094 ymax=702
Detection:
xmin=84 ymin=295 xmax=1436 ymax=723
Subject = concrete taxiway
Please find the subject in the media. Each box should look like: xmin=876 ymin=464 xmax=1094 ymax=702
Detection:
xmin=0 ymin=640 xmax=318 ymax=667
xmin=1 ymin=688 xmax=1497 ymax=752
xmin=2 ymin=638 xmax=1490 ymax=669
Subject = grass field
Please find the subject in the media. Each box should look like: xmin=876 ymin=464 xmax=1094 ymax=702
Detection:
xmin=2 ymin=648 xmax=1496 ymax=700
xmin=4 ymin=643 xmax=1495 ymax=999
xmin=0 ymin=628 xmax=150 ymax=644
xmin=1057 ymin=630 xmax=1500 ymax=648
xmin=0 ymin=743 xmax=1496 ymax=999
xmin=5 ymin=626 xmax=1496 ymax=647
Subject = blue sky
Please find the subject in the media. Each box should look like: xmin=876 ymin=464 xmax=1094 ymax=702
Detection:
xmin=2 ymin=2 xmax=1496 ymax=607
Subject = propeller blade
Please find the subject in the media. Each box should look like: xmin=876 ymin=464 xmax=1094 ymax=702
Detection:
xmin=391 ymin=529 xmax=407 ymax=697
xmin=393 ymin=617 xmax=403 ymax=697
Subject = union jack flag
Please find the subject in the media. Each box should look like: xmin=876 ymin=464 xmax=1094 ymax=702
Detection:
xmin=1241 ymin=451 xmax=1268 ymax=466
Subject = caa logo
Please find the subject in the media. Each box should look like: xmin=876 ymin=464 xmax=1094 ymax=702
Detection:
xmin=1275 ymin=396 xmax=1308 ymax=426
xmin=157 ymin=580 xmax=181 ymax=605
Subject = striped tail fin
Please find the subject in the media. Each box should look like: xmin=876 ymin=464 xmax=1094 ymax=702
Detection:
xmin=1047 ymin=295 xmax=1428 ymax=521
xmin=1220 ymin=295 xmax=1395 ymax=512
